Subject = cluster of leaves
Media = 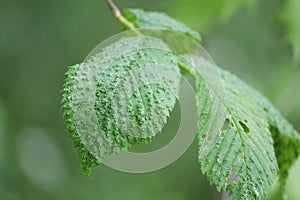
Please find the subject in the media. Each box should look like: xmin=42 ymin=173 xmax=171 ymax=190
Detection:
xmin=62 ymin=6 xmax=300 ymax=199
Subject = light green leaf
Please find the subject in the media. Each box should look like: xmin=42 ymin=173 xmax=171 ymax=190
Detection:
xmin=122 ymin=8 xmax=201 ymax=42
xmin=278 ymin=0 xmax=300 ymax=60
xmin=62 ymin=36 xmax=181 ymax=175
xmin=192 ymin=57 xmax=278 ymax=199
xmin=171 ymin=0 xmax=255 ymax=32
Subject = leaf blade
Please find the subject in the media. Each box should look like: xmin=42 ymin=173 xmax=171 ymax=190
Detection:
xmin=62 ymin=36 xmax=181 ymax=175
xmin=222 ymin=67 xmax=300 ymax=195
xmin=123 ymin=8 xmax=201 ymax=42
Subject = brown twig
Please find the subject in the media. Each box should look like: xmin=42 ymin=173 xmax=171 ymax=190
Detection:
xmin=105 ymin=0 xmax=140 ymax=34
xmin=106 ymin=0 xmax=121 ymax=17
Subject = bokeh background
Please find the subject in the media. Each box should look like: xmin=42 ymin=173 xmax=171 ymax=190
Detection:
xmin=0 ymin=0 xmax=299 ymax=199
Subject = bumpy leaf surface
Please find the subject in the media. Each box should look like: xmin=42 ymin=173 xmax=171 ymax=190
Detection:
xmin=62 ymin=36 xmax=181 ymax=175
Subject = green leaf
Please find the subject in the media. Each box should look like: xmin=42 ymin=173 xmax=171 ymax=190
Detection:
xmin=62 ymin=36 xmax=181 ymax=175
xmin=171 ymin=0 xmax=255 ymax=32
xmin=62 ymin=64 xmax=100 ymax=176
xmin=190 ymin=55 xmax=300 ymax=199
xmin=224 ymin=66 xmax=300 ymax=196
xmin=192 ymin=56 xmax=278 ymax=199
xmin=122 ymin=8 xmax=201 ymax=42
xmin=278 ymin=0 xmax=300 ymax=60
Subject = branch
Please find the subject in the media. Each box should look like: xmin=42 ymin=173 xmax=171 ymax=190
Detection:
xmin=105 ymin=0 xmax=140 ymax=34
xmin=106 ymin=0 xmax=121 ymax=17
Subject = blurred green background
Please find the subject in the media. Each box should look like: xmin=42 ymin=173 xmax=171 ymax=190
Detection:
xmin=0 ymin=0 xmax=299 ymax=199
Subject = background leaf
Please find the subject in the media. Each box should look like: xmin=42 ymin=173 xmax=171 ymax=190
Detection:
xmin=171 ymin=0 xmax=256 ymax=32
xmin=0 ymin=99 xmax=6 ymax=173
xmin=278 ymin=0 xmax=300 ymax=60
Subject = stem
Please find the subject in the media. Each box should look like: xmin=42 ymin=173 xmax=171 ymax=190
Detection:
xmin=178 ymin=61 xmax=195 ymax=76
xmin=106 ymin=0 xmax=141 ymax=35
xmin=105 ymin=0 xmax=195 ymax=76
xmin=106 ymin=0 xmax=120 ymax=17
